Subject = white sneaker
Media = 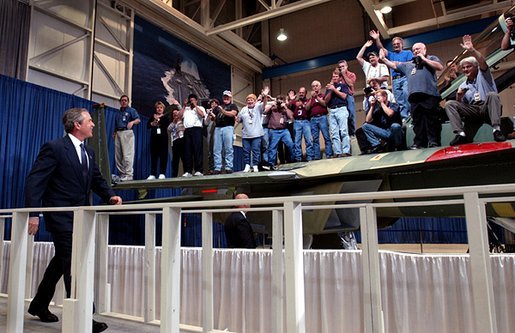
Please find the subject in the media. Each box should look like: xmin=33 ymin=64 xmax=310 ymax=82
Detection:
xmin=120 ymin=176 xmax=132 ymax=181
xmin=182 ymin=172 xmax=192 ymax=178
xmin=194 ymin=171 xmax=203 ymax=176
xmin=147 ymin=175 xmax=156 ymax=180
xmin=158 ymin=174 xmax=166 ymax=179
xmin=252 ymin=165 xmax=259 ymax=173
xmin=243 ymin=164 xmax=251 ymax=172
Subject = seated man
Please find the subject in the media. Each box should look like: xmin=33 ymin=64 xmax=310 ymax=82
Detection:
xmin=445 ymin=35 xmax=506 ymax=146
xmin=361 ymin=90 xmax=403 ymax=153
xmin=362 ymin=77 xmax=396 ymax=112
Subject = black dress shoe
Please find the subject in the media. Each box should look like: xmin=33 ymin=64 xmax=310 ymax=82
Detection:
xmin=449 ymin=134 xmax=469 ymax=146
xmin=28 ymin=307 xmax=59 ymax=322
xmin=93 ymin=319 xmax=108 ymax=333
xmin=370 ymin=145 xmax=385 ymax=154
xmin=493 ymin=130 xmax=506 ymax=142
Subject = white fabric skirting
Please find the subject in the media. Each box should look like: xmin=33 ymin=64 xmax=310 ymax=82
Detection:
xmin=1 ymin=241 xmax=514 ymax=333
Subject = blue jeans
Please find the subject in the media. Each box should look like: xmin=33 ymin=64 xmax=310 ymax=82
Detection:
xmin=346 ymin=95 xmax=356 ymax=136
xmin=310 ymin=115 xmax=332 ymax=159
xmin=328 ymin=106 xmax=350 ymax=155
xmin=393 ymin=76 xmax=410 ymax=119
xmin=293 ymin=119 xmax=314 ymax=161
xmin=243 ymin=137 xmax=262 ymax=166
xmin=362 ymin=122 xmax=403 ymax=148
xmin=261 ymin=127 xmax=269 ymax=163
xmin=213 ymin=126 xmax=234 ymax=171
xmin=268 ymin=128 xmax=294 ymax=166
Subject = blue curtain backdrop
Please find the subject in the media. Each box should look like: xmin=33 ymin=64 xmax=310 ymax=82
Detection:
xmin=0 ymin=74 xmax=198 ymax=245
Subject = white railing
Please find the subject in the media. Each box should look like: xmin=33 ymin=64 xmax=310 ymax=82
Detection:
xmin=2 ymin=183 xmax=515 ymax=333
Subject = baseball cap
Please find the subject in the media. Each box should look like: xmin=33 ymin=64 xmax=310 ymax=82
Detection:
xmin=223 ymin=90 xmax=232 ymax=97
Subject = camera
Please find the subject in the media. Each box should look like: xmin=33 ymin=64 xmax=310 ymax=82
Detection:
xmin=412 ymin=56 xmax=422 ymax=65
xmin=364 ymin=86 xmax=374 ymax=96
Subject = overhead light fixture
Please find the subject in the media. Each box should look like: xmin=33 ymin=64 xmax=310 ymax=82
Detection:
xmin=277 ymin=28 xmax=288 ymax=41
xmin=380 ymin=6 xmax=392 ymax=14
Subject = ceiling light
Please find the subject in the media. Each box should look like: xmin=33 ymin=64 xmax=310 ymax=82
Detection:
xmin=380 ymin=6 xmax=392 ymax=14
xmin=277 ymin=28 xmax=287 ymax=41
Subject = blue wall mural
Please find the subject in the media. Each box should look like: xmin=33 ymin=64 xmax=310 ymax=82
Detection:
xmin=132 ymin=16 xmax=231 ymax=117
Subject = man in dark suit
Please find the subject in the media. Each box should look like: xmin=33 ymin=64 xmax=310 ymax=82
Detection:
xmin=25 ymin=108 xmax=122 ymax=333
xmin=224 ymin=193 xmax=257 ymax=248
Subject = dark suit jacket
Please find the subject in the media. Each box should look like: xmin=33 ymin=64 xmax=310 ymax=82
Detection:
xmin=224 ymin=211 xmax=256 ymax=248
xmin=25 ymin=135 xmax=115 ymax=233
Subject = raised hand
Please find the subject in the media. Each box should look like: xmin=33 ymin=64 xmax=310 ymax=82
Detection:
xmin=369 ymin=30 xmax=380 ymax=40
xmin=460 ymin=34 xmax=474 ymax=51
xmin=364 ymin=40 xmax=373 ymax=48
xmin=262 ymin=86 xmax=270 ymax=96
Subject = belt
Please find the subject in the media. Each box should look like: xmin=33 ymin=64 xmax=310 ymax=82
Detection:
xmin=116 ymin=127 xmax=128 ymax=131
xmin=312 ymin=113 xmax=327 ymax=118
xmin=329 ymin=104 xmax=346 ymax=109
xmin=295 ymin=118 xmax=308 ymax=121
xmin=393 ymin=76 xmax=405 ymax=80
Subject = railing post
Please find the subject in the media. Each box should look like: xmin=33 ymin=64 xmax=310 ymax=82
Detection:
xmin=272 ymin=209 xmax=284 ymax=333
xmin=0 ymin=216 xmax=6 ymax=293
xmin=62 ymin=209 xmax=96 ymax=333
xmin=24 ymin=236 xmax=34 ymax=299
xmin=201 ymin=211 xmax=214 ymax=332
xmin=6 ymin=212 xmax=29 ymax=333
xmin=144 ymin=213 xmax=156 ymax=323
xmin=95 ymin=214 xmax=111 ymax=314
xmin=360 ymin=206 xmax=385 ymax=333
xmin=283 ymin=201 xmax=305 ymax=333
xmin=160 ymin=207 xmax=181 ymax=333
xmin=463 ymin=192 xmax=498 ymax=333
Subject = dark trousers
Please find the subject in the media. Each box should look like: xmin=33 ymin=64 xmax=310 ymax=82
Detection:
xmin=29 ymin=231 xmax=72 ymax=311
xmin=171 ymin=137 xmax=185 ymax=177
xmin=184 ymin=126 xmax=203 ymax=174
xmin=410 ymin=94 xmax=441 ymax=147
xmin=149 ymin=134 xmax=169 ymax=176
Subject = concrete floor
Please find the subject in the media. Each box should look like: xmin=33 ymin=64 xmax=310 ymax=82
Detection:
xmin=0 ymin=298 xmax=161 ymax=333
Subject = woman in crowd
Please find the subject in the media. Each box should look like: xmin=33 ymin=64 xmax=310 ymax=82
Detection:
xmin=238 ymin=87 xmax=269 ymax=172
xmin=147 ymin=101 xmax=170 ymax=179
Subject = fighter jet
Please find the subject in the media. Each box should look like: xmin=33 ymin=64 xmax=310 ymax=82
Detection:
xmin=112 ymin=138 xmax=515 ymax=235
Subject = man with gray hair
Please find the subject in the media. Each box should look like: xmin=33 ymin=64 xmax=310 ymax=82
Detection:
xmin=445 ymin=35 xmax=506 ymax=146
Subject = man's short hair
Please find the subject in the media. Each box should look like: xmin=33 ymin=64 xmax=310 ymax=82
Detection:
xmin=337 ymin=59 xmax=347 ymax=65
xmin=209 ymin=98 xmax=220 ymax=105
xmin=460 ymin=56 xmax=479 ymax=68
xmin=392 ymin=36 xmax=404 ymax=44
xmin=188 ymin=93 xmax=198 ymax=101
xmin=62 ymin=108 xmax=87 ymax=134
xmin=374 ymin=89 xmax=388 ymax=99
xmin=366 ymin=51 xmax=378 ymax=60
xmin=119 ymin=94 xmax=129 ymax=102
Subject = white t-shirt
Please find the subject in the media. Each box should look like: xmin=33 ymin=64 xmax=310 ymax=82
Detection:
xmin=362 ymin=61 xmax=389 ymax=88
xmin=183 ymin=105 xmax=206 ymax=128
